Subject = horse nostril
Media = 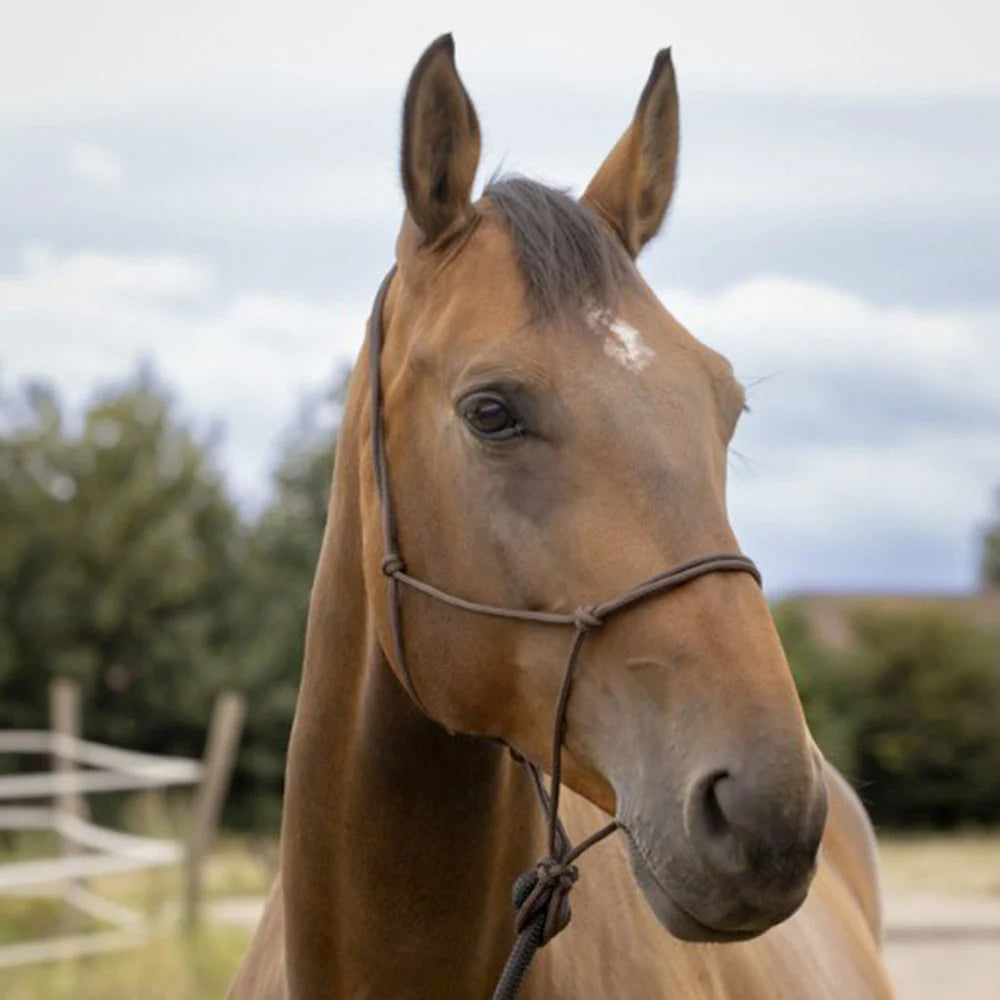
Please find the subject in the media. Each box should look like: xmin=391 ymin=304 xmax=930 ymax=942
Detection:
xmin=701 ymin=770 xmax=731 ymax=838
xmin=687 ymin=764 xmax=827 ymax=887
xmin=712 ymin=772 xmax=751 ymax=836
xmin=685 ymin=770 xmax=748 ymax=876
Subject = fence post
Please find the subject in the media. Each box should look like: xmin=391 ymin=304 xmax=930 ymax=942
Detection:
xmin=50 ymin=678 xmax=88 ymax=824
xmin=183 ymin=691 xmax=246 ymax=928
xmin=50 ymin=677 xmax=89 ymax=926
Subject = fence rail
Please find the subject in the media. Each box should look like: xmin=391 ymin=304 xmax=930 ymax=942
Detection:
xmin=0 ymin=682 xmax=245 ymax=968
xmin=0 ymin=729 xmax=207 ymax=775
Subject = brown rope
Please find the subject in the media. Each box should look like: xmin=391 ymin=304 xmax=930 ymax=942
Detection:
xmin=367 ymin=265 xmax=762 ymax=997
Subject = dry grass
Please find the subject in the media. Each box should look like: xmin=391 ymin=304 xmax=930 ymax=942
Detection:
xmin=877 ymin=832 xmax=1000 ymax=896
xmin=4 ymin=926 xmax=253 ymax=1000
xmin=0 ymin=832 xmax=273 ymax=998
xmin=3 ymin=831 xmax=998 ymax=997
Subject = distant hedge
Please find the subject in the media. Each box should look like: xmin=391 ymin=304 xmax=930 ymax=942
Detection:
xmin=776 ymin=601 xmax=1000 ymax=827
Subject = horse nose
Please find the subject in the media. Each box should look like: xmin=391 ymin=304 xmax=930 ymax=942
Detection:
xmin=686 ymin=762 xmax=828 ymax=895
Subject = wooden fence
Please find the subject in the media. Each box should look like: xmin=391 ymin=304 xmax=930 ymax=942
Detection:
xmin=0 ymin=679 xmax=245 ymax=968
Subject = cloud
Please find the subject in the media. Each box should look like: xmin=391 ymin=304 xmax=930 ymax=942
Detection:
xmin=66 ymin=140 xmax=125 ymax=186
xmin=0 ymin=245 xmax=366 ymax=506
xmin=19 ymin=244 xmax=210 ymax=300
xmin=3 ymin=0 xmax=999 ymax=116
xmin=4 ymin=89 xmax=996 ymax=314
xmin=0 ymin=246 xmax=995 ymax=593
xmin=661 ymin=275 xmax=1000 ymax=592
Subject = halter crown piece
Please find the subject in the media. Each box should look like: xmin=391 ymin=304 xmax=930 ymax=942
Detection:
xmin=367 ymin=266 xmax=762 ymax=999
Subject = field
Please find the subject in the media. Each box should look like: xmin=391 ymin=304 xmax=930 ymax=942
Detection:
xmin=878 ymin=834 xmax=1000 ymax=1000
xmin=879 ymin=833 xmax=1000 ymax=896
xmin=0 ymin=835 xmax=269 ymax=1000
xmin=1 ymin=833 xmax=997 ymax=999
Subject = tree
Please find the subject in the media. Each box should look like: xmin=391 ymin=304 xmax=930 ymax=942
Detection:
xmin=773 ymin=601 xmax=861 ymax=777
xmin=982 ymin=487 xmax=1000 ymax=589
xmin=224 ymin=379 xmax=341 ymax=827
xmin=0 ymin=370 xmax=347 ymax=829
xmin=0 ymin=375 xmax=241 ymax=754
xmin=853 ymin=608 xmax=1000 ymax=825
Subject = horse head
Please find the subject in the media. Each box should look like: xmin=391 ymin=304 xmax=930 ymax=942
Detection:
xmin=362 ymin=34 xmax=827 ymax=944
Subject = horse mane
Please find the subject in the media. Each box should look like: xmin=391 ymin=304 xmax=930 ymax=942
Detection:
xmin=482 ymin=175 xmax=634 ymax=320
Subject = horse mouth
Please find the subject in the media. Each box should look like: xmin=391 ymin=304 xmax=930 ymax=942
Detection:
xmin=622 ymin=826 xmax=799 ymax=944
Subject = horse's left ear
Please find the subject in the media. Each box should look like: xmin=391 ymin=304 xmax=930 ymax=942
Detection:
xmin=401 ymin=34 xmax=481 ymax=245
xmin=582 ymin=48 xmax=679 ymax=257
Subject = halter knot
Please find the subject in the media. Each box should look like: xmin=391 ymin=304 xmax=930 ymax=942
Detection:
xmin=381 ymin=554 xmax=405 ymax=577
xmin=512 ymin=856 xmax=579 ymax=944
xmin=573 ymin=605 xmax=603 ymax=631
xmin=536 ymin=857 xmax=579 ymax=891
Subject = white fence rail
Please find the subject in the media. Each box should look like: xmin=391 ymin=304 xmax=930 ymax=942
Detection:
xmin=0 ymin=682 xmax=245 ymax=968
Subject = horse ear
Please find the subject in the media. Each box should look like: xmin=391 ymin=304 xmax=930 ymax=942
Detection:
xmin=401 ymin=34 xmax=481 ymax=245
xmin=582 ymin=48 xmax=679 ymax=257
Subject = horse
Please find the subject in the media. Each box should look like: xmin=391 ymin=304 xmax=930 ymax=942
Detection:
xmin=227 ymin=35 xmax=894 ymax=999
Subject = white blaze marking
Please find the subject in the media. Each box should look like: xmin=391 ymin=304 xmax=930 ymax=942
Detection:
xmin=587 ymin=309 xmax=654 ymax=373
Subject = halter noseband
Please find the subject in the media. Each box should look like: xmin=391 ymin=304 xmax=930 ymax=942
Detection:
xmin=367 ymin=265 xmax=761 ymax=998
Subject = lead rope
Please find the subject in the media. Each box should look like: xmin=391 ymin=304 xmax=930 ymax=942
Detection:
xmin=367 ymin=266 xmax=762 ymax=999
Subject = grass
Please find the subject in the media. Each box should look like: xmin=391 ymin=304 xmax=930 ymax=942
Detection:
xmin=2 ymin=829 xmax=997 ymax=997
xmin=0 ymin=825 xmax=273 ymax=999
xmin=877 ymin=831 xmax=1000 ymax=896
xmin=3 ymin=926 xmax=253 ymax=1000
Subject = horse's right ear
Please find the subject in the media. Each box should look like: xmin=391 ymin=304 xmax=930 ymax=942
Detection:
xmin=401 ymin=34 xmax=481 ymax=245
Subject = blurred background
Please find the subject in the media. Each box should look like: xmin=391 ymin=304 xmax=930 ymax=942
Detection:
xmin=1 ymin=2 xmax=998 ymax=997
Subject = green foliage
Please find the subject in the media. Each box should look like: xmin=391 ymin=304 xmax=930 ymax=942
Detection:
xmin=982 ymin=487 xmax=1000 ymax=588
xmin=852 ymin=609 xmax=1000 ymax=826
xmin=0 ymin=373 xmax=338 ymax=829
xmin=0 ymin=376 xmax=240 ymax=757
xmin=226 ymin=397 xmax=337 ymax=828
xmin=772 ymin=601 xmax=861 ymax=776
xmin=776 ymin=601 xmax=1000 ymax=828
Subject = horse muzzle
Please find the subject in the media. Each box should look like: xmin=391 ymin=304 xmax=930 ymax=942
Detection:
xmin=617 ymin=749 xmax=828 ymax=942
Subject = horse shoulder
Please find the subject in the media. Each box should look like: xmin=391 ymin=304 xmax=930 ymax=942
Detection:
xmin=820 ymin=760 xmax=884 ymax=945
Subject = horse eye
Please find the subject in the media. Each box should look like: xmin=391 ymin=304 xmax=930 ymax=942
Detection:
xmin=460 ymin=393 xmax=523 ymax=440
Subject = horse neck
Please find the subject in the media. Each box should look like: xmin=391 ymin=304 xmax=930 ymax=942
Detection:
xmin=280 ymin=359 xmax=540 ymax=997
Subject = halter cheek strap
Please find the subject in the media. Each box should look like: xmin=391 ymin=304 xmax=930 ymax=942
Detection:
xmin=367 ymin=265 xmax=762 ymax=999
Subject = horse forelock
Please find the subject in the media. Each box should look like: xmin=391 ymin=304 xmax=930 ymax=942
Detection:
xmin=481 ymin=175 xmax=634 ymax=321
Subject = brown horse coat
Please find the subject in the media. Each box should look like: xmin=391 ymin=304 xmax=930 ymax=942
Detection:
xmin=227 ymin=35 xmax=895 ymax=1000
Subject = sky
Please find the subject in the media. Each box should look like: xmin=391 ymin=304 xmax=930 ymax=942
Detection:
xmin=1 ymin=0 xmax=998 ymax=595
